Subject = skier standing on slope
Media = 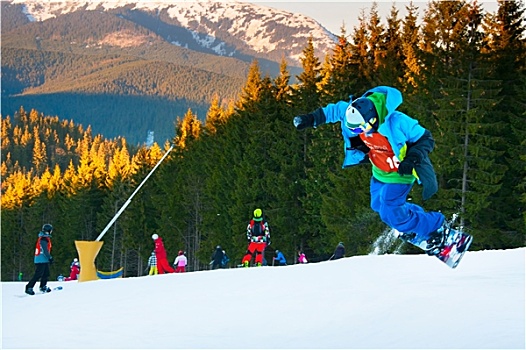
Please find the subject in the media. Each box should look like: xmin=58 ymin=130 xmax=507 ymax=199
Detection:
xmin=211 ymin=246 xmax=224 ymax=270
xmin=173 ymin=250 xmax=187 ymax=273
xmin=147 ymin=251 xmax=157 ymax=275
xmin=293 ymin=86 xmax=450 ymax=256
xmin=242 ymin=208 xmax=270 ymax=267
xmin=331 ymin=242 xmax=345 ymax=260
xmin=151 ymin=234 xmax=175 ymax=274
xmin=25 ymin=224 xmax=54 ymax=295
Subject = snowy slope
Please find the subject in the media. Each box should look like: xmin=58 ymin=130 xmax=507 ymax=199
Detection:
xmin=8 ymin=0 xmax=336 ymax=63
xmin=2 ymin=248 xmax=525 ymax=349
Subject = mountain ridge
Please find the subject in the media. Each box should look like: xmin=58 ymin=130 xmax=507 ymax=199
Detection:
xmin=6 ymin=0 xmax=337 ymax=66
xmin=1 ymin=0 xmax=337 ymax=144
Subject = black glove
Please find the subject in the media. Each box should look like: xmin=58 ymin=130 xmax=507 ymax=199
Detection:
xmin=293 ymin=114 xmax=314 ymax=130
xmin=398 ymin=153 xmax=420 ymax=176
xmin=293 ymin=108 xmax=326 ymax=130
xmin=349 ymin=136 xmax=370 ymax=154
xmin=48 ymin=256 xmax=54 ymax=264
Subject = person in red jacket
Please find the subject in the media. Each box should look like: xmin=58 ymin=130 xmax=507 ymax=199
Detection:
xmin=151 ymin=234 xmax=175 ymax=274
xmin=65 ymin=258 xmax=80 ymax=281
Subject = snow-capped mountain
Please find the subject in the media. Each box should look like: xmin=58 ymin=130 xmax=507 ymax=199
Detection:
xmin=7 ymin=0 xmax=337 ymax=65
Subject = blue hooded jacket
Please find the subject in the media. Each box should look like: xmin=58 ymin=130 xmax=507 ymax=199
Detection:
xmin=321 ymin=86 xmax=438 ymax=199
xmin=274 ymin=251 xmax=286 ymax=264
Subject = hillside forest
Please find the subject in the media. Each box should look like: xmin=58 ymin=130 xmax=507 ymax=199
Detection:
xmin=1 ymin=1 xmax=525 ymax=280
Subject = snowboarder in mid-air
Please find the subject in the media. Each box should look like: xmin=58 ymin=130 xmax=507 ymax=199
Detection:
xmin=294 ymin=86 xmax=472 ymax=267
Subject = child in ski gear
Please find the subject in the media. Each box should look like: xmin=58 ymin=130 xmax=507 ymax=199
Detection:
xmin=25 ymin=224 xmax=54 ymax=295
xmin=297 ymin=251 xmax=308 ymax=264
xmin=294 ymin=86 xmax=448 ymax=256
xmin=273 ymin=250 xmax=287 ymax=266
xmin=332 ymin=242 xmax=345 ymax=260
xmin=152 ymin=234 xmax=175 ymax=274
xmin=147 ymin=251 xmax=157 ymax=275
xmin=242 ymin=208 xmax=270 ymax=267
xmin=211 ymin=246 xmax=224 ymax=269
xmin=65 ymin=258 xmax=80 ymax=281
xmin=221 ymin=250 xmax=230 ymax=268
xmin=173 ymin=250 xmax=187 ymax=273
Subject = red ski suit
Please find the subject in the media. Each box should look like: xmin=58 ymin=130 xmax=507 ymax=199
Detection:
xmin=65 ymin=264 xmax=80 ymax=281
xmin=242 ymin=220 xmax=270 ymax=265
xmin=154 ymin=237 xmax=175 ymax=274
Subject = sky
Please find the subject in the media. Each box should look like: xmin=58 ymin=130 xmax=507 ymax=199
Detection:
xmin=252 ymin=1 xmax=500 ymax=35
xmin=2 ymin=247 xmax=524 ymax=349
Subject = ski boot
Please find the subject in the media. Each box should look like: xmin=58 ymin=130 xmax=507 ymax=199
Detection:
xmin=25 ymin=287 xmax=35 ymax=296
xmin=40 ymin=286 xmax=52 ymax=293
xmin=243 ymin=261 xmax=249 ymax=268
xmin=396 ymin=231 xmax=416 ymax=243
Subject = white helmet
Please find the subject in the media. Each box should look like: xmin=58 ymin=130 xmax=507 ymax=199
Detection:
xmin=151 ymin=234 xmax=159 ymax=240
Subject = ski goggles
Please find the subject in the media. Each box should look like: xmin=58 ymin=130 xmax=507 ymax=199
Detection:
xmin=346 ymin=117 xmax=377 ymax=134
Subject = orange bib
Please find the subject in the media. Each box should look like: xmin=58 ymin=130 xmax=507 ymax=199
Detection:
xmin=34 ymin=236 xmax=52 ymax=256
xmin=360 ymin=133 xmax=400 ymax=172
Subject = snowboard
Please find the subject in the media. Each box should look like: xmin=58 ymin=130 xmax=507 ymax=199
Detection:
xmin=18 ymin=286 xmax=63 ymax=298
xmin=433 ymin=228 xmax=473 ymax=268
xmin=397 ymin=220 xmax=473 ymax=269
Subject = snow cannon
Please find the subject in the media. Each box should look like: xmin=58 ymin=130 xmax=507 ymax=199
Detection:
xmin=75 ymin=240 xmax=103 ymax=282
xmin=74 ymin=145 xmax=174 ymax=282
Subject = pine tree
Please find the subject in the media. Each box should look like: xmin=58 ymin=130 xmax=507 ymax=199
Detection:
xmin=419 ymin=0 xmax=507 ymax=248
xmin=483 ymin=0 xmax=526 ymax=244
xmin=400 ymin=1 xmax=423 ymax=93
xmin=291 ymin=37 xmax=328 ymax=255
xmin=380 ymin=4 xmax=405 ymax=87
xmin=349 ymin=9 xmax=373 ymax=89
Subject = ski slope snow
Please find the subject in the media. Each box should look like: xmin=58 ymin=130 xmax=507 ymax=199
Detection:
xmin=2 ymin=248 xmax=525 ymax=349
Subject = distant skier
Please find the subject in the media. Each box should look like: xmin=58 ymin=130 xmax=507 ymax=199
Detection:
xmin=221 ymin=250 xmax=230 ymax=268
xmin=65 ymin=258 xmax=80 ymax=281
xmin=25 ymin=224 xmax=54 ymax=295
xmin=293 ymin=85 xmax=457 ymax=257
xmin=297 ymin=251 xmax=308 ymax=264
xmin=173 ymin=250 xmax=187 ymax=273
xmin=211 ymin=246 xmax=224 ymax=270
xmin=242 ymin=208 xmax=270 ymax=267
xmin=151 ymin=234 xmax=175 ymax=274
xmin=147 ymin=251 xmax=157 ymax=275
xmin=331 ymin=242 xmax=345 ymax=260
xmin=273 ymin=250 xmax=287 ymax=266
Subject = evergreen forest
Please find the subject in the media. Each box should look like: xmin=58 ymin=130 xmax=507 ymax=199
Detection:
xmin=1 ymin=0 xmax=525 ymax=281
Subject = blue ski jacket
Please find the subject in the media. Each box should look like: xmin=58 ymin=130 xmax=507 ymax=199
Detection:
xmin=274 ymin=251 xmax=287 ymax=264
xmin=320 ymin=86 xmax=438 ymax=200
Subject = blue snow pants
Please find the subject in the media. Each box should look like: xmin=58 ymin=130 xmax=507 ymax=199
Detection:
xmin=370 ymin=177 xmax=444 ymax=243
